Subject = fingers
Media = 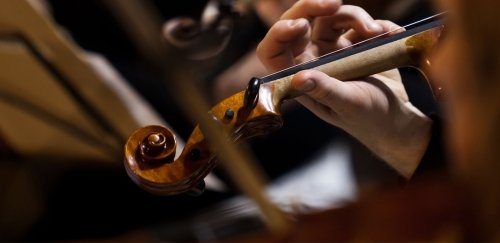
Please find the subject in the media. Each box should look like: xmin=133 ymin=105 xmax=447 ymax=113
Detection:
xmin=258 ymin=0 xmax=342 ymax=72
xmin=280 ymin=0 xmax=341 ymax=21
xmin=375 ymin=19 xmax=405 ymax=34
xmin=312 ymin=5 xmax=384 ymax=52
xmin=258 ymin=0 xmax=401 ymax=72
xmin=257 ymin=18 xmax=311 ymax=72
xmin=312 ymin=5 xmax=382 ymax=41
xmin=342 ymin=19 xmax=404 ymax=44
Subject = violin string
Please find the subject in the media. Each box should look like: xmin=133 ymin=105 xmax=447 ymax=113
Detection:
xmin=260 ymin=12 xmax=447 ymax=82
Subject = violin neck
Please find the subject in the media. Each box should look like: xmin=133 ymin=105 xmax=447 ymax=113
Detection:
xmin=263 ymin=16 xmax=444 ymax=104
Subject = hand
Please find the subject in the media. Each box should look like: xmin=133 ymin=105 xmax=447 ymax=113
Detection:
xmin=257 ymin=0 xmax=432 ymax=178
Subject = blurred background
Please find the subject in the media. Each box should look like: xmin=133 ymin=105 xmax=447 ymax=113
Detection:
xmin=0 ymin=0 xmax=439 ymax=241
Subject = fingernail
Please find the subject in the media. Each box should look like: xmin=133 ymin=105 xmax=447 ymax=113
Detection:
xmin=296 ymin=79 xmax=316 ymax=91
xmin=368 ymin=22 xmax=382 ymax=32
xmin=290 ymin=18 xmax=306 ymax=28
xmin=319 ymin=0 xmax=338 ymax=9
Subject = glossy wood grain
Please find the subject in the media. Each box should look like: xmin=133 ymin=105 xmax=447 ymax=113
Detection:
xmin=124 ymin=25 xmax=443 ymax=196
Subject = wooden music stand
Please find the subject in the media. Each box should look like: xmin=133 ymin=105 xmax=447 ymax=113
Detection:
xmin=0 ymin=0 xmax=168 ymax=162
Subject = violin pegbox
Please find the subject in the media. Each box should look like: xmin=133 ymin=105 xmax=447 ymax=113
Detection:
xmin=123 ymin=79 xmax=284 ymax=196
xmin=123 ymin=13 xmax=446 ymax=197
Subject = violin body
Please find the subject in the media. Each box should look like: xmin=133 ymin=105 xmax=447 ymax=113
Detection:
xmin=124 ymin=16 xmax=444 ymax=196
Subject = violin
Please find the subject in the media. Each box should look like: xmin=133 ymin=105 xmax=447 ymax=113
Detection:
xmin=123 ymin=14 xmax=445 ymax=196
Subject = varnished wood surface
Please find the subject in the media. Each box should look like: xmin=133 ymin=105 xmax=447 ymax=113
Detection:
xmin=124 ymin=25 xmax=443 ymax=196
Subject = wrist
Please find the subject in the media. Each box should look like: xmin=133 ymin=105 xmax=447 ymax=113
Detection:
xmin=376 ymin=102 xmax=433 ymax=179
xmin=347 ymin=102 xmax=433 ymax=179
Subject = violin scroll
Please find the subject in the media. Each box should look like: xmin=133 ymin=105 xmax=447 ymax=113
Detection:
xmin=162 ymin=0 xmax=238 ymax=60
xmin=124 ymin=125 xmax=179 ymax=194
xmin=124 ymin=16 xmax=445 ymax=196
xmin=124 ymin=87 xmax=284 ymax=196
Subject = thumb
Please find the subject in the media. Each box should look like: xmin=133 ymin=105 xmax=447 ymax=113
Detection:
xmin=291 ymin=70 xmax=347 ymax=108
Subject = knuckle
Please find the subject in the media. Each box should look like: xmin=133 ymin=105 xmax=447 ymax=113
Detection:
xmin=256 ymin=42 xmax=265 ymax=57
xmin=375 ymin=19 xmax=401 ymax=31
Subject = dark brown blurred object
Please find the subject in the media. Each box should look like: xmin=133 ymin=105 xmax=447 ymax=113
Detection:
xmin=224 ymin=178 xmax=480 ymax=242
xmin=0 ymin=0 xmax=230 ymax=241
